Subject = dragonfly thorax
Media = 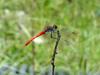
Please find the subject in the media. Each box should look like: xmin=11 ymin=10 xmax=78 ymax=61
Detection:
xmin=44 ymin=25 xmax=58 ymax=32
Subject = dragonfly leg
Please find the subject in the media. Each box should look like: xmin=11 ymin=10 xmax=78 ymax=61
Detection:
xmin=50 ymin=31 xmax=57 ymax=39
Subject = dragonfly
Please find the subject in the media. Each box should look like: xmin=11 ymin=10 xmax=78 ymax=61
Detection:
xmin=24 ymin=24 xmax=79 ymax=47
xmin=24 ymin=25 xmax=58 ymax=46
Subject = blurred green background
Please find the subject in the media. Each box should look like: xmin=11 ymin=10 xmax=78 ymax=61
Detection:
xmin=0 ymin=0 xmax=100 ymax=75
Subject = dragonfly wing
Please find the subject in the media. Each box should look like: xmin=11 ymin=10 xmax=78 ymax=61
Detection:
xmin=59 ymin=27 xmax=79 ymax=46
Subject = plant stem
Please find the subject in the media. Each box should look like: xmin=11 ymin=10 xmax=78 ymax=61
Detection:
xmin=51 ymin=30 xmax=61 ymax=75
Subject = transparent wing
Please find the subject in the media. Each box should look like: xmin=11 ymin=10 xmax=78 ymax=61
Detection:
xmin=55 ymin=26 xmax=80 ymax=51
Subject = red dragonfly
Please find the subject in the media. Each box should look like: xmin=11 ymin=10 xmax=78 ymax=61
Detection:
xmin=24 ymin=25 xmax=58 ymax=47
xmin=24 ymin=24 xmax=79 ymax=47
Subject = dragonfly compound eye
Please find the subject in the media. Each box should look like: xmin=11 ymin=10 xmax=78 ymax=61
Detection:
xmin=53 ymin=25 xmax=57 ymax=29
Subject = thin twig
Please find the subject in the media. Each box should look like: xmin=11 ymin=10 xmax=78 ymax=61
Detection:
xmin=51 ymin=30 xmax=61 ymax=75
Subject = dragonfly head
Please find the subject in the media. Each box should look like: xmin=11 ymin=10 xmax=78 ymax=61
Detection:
xmin=53 ymin=24 xmax=57 ymax=30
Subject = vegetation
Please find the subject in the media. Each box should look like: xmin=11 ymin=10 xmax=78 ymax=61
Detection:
xmin=0 ymin=0 xmax=100 ymax=74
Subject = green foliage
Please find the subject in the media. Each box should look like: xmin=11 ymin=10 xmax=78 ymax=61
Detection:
xmin=0 ymin=0 xmax=100 ymax=74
